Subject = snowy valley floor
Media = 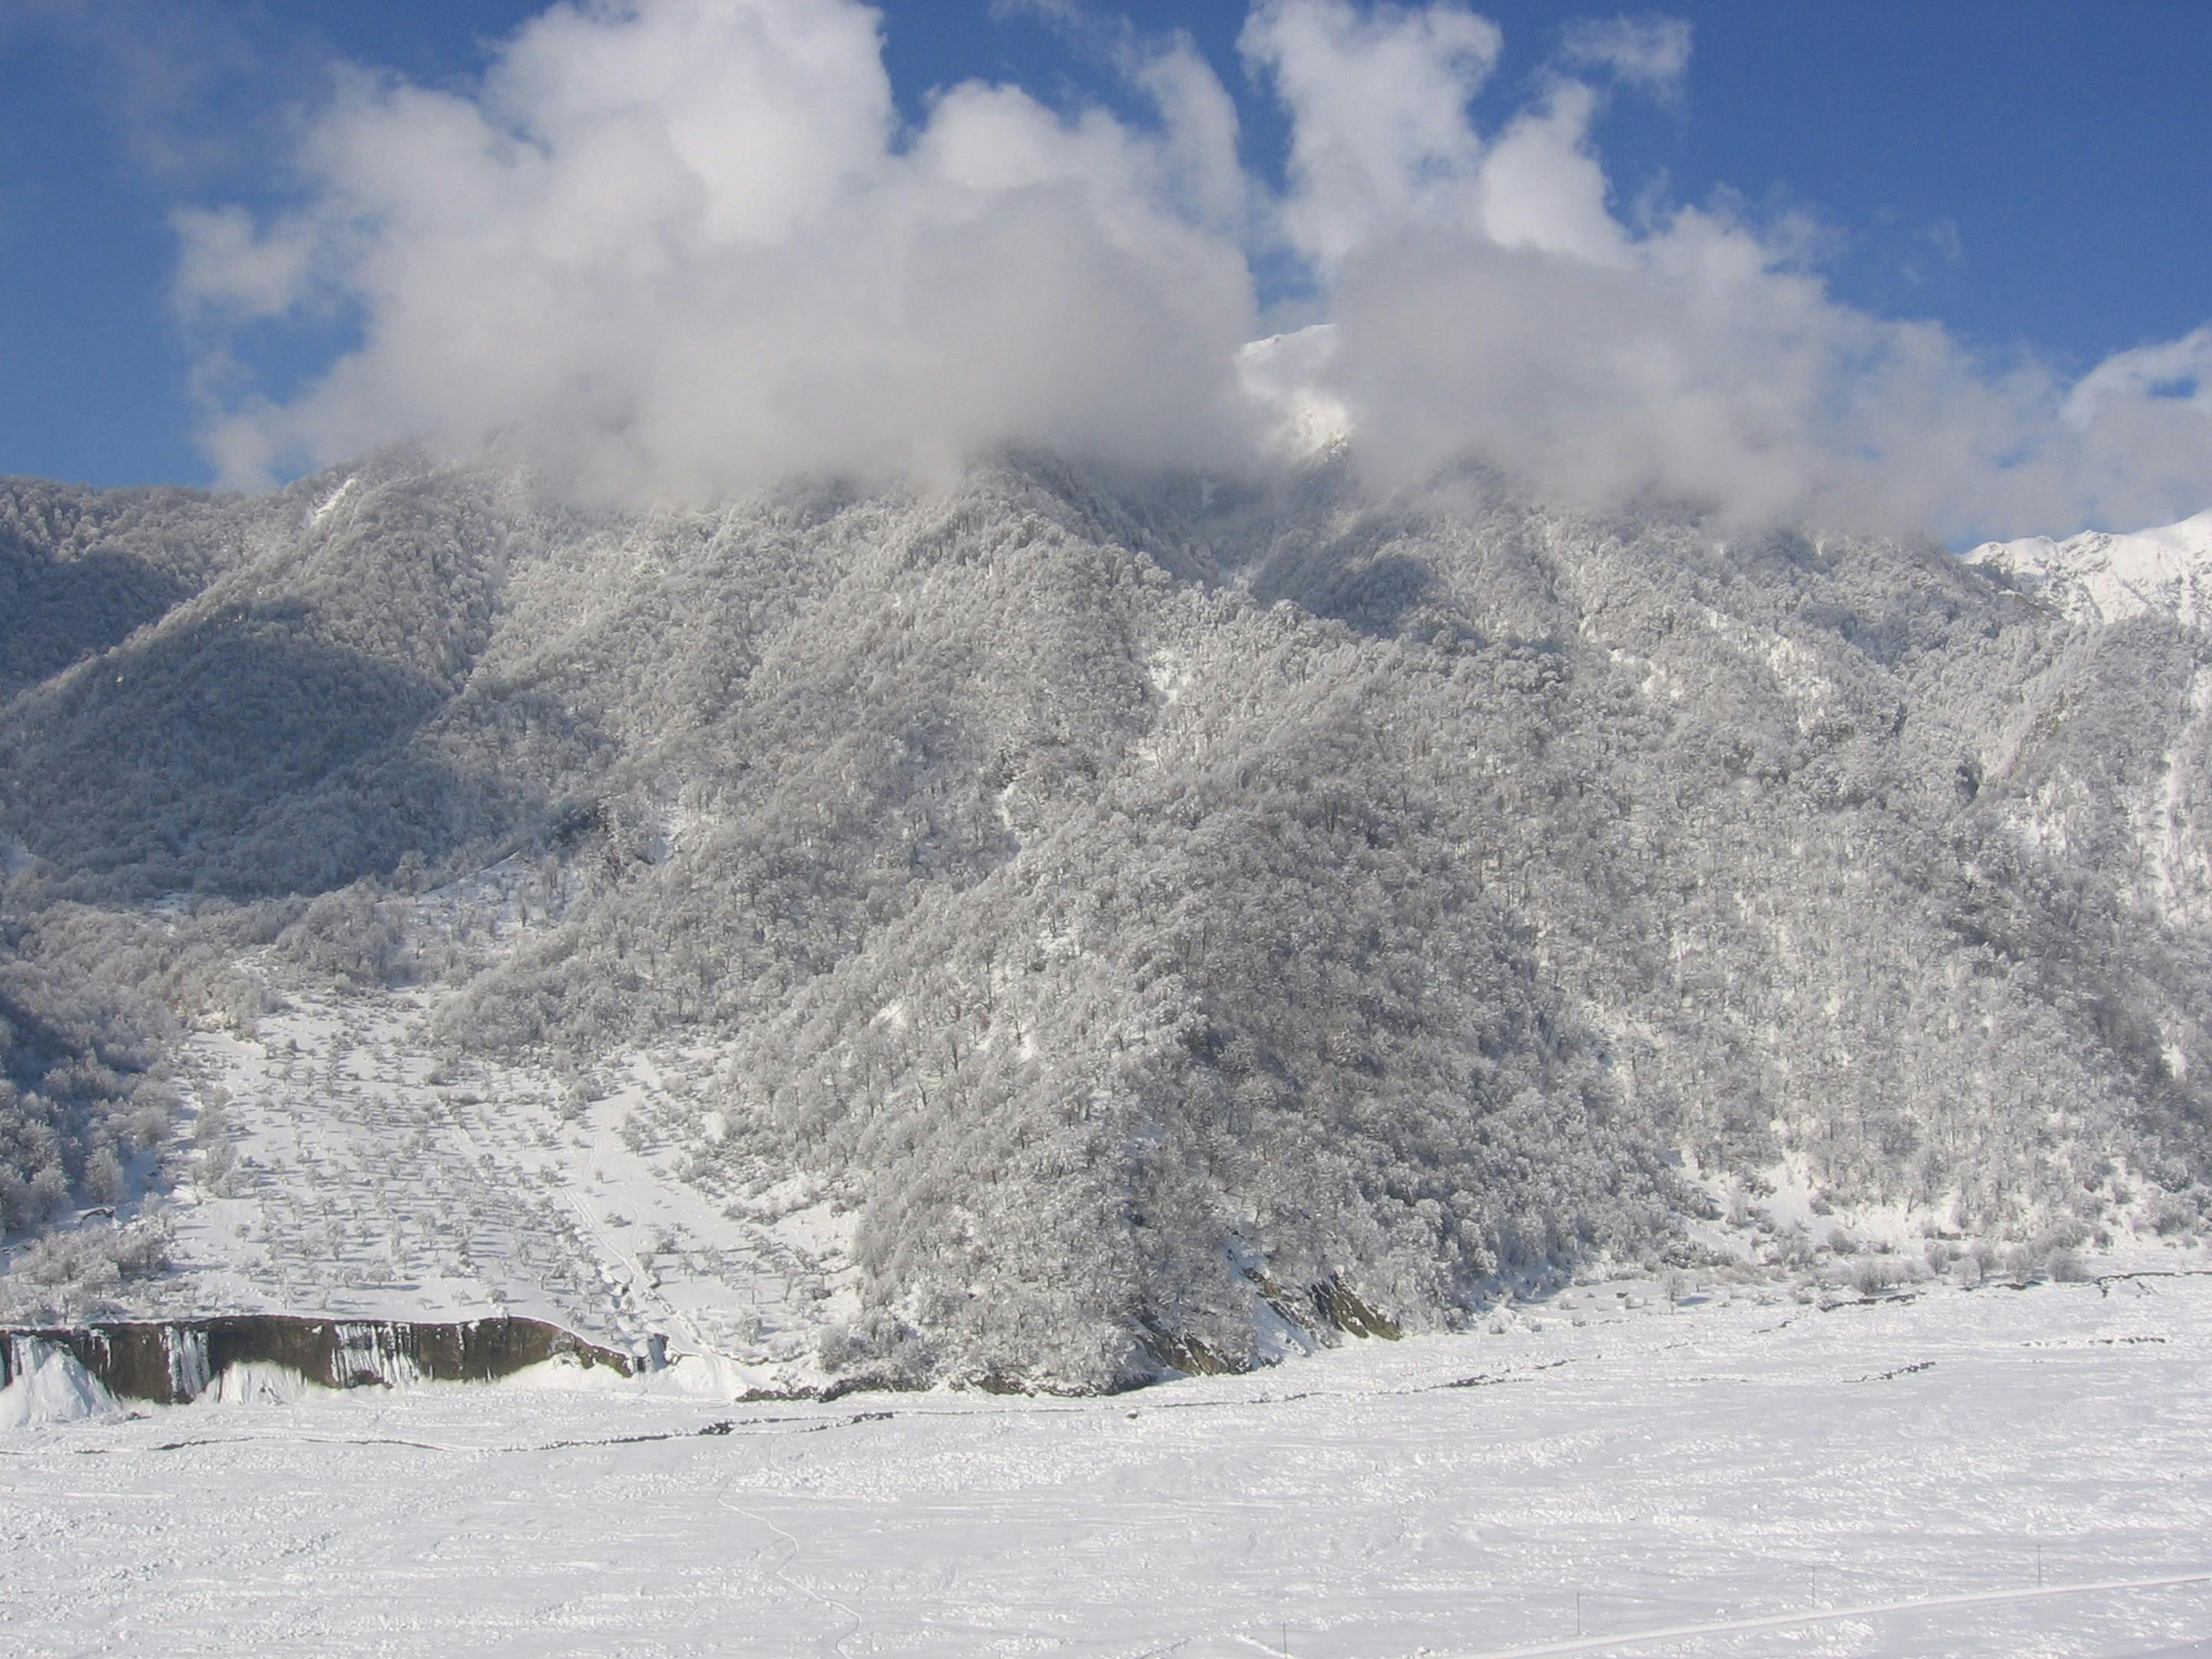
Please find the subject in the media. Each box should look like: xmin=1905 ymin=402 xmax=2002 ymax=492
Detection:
xmin=5 ymin=1271 xmax=2212 ymax=1658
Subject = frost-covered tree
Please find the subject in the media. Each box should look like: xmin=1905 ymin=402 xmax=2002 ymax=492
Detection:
xmin=4 ymin=448 xmax=2210 ymax=1379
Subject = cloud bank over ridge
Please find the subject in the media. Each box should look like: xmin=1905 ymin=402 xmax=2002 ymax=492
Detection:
xmin=177 ymin=0 xmax=2212 ymax=540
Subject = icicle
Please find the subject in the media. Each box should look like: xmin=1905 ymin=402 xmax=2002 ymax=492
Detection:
xmin=164 ymin=1326 xmax=212 ymax=1402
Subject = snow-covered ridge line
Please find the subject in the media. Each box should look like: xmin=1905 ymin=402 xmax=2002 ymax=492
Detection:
xmin=1969 ymin=508 xmax=2212 ymax=628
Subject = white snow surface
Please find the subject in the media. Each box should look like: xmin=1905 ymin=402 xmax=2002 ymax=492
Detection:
xmin=1969 ymin=508 xmax=2212 ymax=628
xmin=107 ymin=959 xmax=853 ymax=1388
xmin=6 ymin=1270 xmax=2212 ymax=1656
xmin=0 ymin=1339 xmax=119 ymax=1429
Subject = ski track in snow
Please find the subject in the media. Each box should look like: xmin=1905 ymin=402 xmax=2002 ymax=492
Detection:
xmin=1449 ymin=1574 xmax=2212 ymax=1658
xmin=6 ymin=1272 xmax=2212 ymax=1656
xmin=718 ymin=1472 xmax=868 ymax=1659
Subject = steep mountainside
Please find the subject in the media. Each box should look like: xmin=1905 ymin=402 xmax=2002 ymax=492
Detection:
xmin=0 ymin=481 xmax=250 ymax=698
xmin=4 ymin=453 xmax=2210 ymax=1386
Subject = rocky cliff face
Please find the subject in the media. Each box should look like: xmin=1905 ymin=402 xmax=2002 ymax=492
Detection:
xmin=1 ymin=1313 xmax=634 ymax=1406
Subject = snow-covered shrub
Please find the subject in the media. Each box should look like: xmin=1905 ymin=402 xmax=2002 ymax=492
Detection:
xmin=1849 ymin=1257 xmax=1905 ymax=1296
xmin=2 ymin=1217 xmax=171 ymax=1321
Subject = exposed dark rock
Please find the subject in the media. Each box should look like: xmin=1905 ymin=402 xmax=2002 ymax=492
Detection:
xmin=1 ymin=1313 xmax=634 ymax=1405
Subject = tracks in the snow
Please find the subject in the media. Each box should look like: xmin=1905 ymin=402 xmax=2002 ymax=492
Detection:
xmin=1439 ymin=1571 xmax=2212 ymax=1658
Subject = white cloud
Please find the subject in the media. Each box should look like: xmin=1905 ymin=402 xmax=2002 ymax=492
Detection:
xmin=177 ymin=0 xmax=2212 ymax=540
xmin=184 ymin=0 xmax=1259 ymax=502
xmin=1127 ymin=35 xmax=1250 ymax=231
xmin=990 ymin=0 xmax=1088 ymax=21
xmin=1239 ymin=0 xmax=1502 ymax=272
xmin=1558 ymin=15 xmax=1692 ymax=95
xmin=2053 ymin=328 xmax=2212 ymax=528
xmin=1242 ymin=1 xmax=2209 ymax=540
xmin=172 ymin=205 xmax=317 ymax=318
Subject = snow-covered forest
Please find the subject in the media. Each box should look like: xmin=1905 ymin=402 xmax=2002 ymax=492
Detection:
xmin=4 ymin=451 xmax=2210 ymax=1386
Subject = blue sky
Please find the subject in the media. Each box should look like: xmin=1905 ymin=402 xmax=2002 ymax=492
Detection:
xmin=2 ymin=0 xmax=2207 ymax=538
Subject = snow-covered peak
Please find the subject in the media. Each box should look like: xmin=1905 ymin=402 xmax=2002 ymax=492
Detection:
xmin=1238 ymin=324 xmax=1353 ymax=461
xmin=1968 ymin=508 xmax=2212 ymax=628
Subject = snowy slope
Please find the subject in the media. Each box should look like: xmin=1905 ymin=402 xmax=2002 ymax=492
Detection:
xmin=136 ymin=971 xmax=856 ymax=1390
xmin=12 ymin=455 xmax=2212 ymax=1387
xmin=1969 ymin=508 xmax=2212 ymax=628
xmin=4 ymin=1269 xmax=2210 ymax=1657
xmin=1967 ymin=508 xmax=2212 ymax=926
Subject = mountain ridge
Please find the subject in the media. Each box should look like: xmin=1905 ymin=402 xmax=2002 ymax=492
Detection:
xmin=1969 ymin=510 xmax=2212 ymax=630
xmin=5 ymin=455 xmax=2210 ymax=1387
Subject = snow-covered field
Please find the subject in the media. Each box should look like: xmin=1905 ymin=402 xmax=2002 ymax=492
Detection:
xmin=6 ymin=1271 xmax=2211 ymax=1657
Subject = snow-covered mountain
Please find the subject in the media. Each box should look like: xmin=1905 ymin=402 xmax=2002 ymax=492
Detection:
xmin=5 ymin=453 xmax=2212 ymax=1389
xmin=1237 ymin=325 xmax=1353 ymax=460
xmin=1969 ymin=509 xmax=2212 ymax=628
